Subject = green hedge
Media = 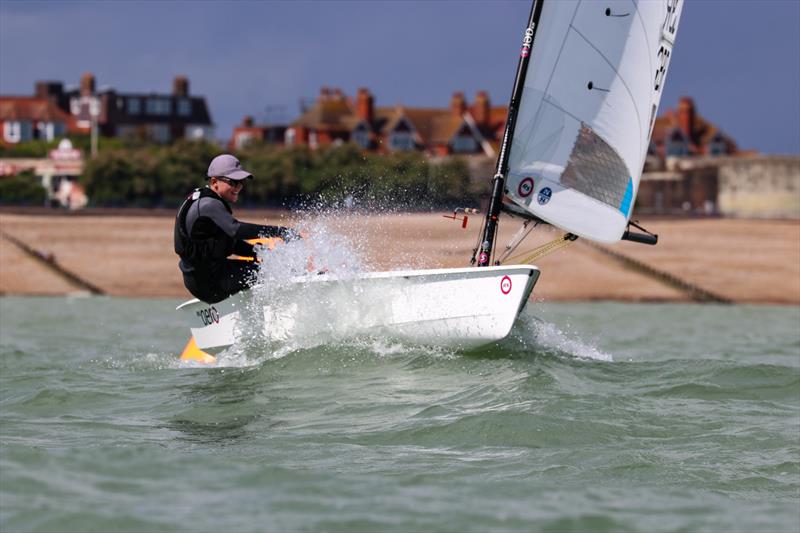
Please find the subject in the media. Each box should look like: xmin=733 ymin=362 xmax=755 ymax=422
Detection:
xmin=80 ymin=141 xmax=483 ymax=209
xmin=0 ymin=171 xmax=47 ymax=205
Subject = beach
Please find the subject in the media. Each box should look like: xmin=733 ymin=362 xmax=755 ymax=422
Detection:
xmin=1 ymin=210 xmax=798 ymax=304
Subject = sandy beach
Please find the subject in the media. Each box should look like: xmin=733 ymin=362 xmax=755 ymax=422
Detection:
xmin=1 ymin=210 xmax=798 ymax=304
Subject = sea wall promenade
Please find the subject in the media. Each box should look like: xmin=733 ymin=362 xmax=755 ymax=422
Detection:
xmin=1 ymin=211 xmax=798 ymax=304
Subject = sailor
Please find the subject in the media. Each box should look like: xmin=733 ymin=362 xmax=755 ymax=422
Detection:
xmin=174 ymin=154 xmax=299 ymax=303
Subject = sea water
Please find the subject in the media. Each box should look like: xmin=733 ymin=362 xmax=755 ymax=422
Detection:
xmin=1 ymin=296 xmax=798 ymax=532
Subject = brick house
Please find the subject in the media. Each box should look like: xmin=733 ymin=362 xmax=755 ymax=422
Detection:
xmin=0 ymin=95 xmax=77 ymax=145
xmin=5 ymin=73 xmax=215 ymax=144
xmin=278 ymin=87 xmax=505 ymax=156
xmin=649 ymin=96 xmax=738 ymax=158
xmin=230 ymin=116 xmax=287 ymax=150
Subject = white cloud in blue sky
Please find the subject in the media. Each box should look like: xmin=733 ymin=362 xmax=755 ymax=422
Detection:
xmin=1 ymin=0 xmax=798 ymax=154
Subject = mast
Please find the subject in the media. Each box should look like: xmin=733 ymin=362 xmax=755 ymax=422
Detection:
xmin=476 ymin=0 xmax=544 ymax=267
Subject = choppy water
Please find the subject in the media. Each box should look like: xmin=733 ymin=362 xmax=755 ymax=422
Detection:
xmin=1 ymin=296 xmax=798 ymax=532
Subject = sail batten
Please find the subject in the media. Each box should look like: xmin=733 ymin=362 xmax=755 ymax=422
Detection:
xmin=505 ymin=0 xmax=683 ymax=243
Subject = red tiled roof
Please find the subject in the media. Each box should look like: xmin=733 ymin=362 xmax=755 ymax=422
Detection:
xmin=651 ymin=100 xmax=738 ymax=155
xmin=0 ymin=97 xmax=74 ymax=124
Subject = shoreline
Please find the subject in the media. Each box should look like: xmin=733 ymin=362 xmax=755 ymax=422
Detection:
xmin=1 ymin=212 xmax=798 ymax=305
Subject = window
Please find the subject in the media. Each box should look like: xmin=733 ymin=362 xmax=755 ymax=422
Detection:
xmin=3 ymin=121 xmax=21 ymax=143
xmin=177 ymin=98 xmax=192 ymax=116
xmin=146 ymin=98 xmax=171 ymax=115
xmin=117 ymin=125 xmax=136 ymax=138
xmin=285 ymin=128 xmax=296 ymax=146
xmin=36 ymin=122 xmax=56 ymax=141
xmin=666 ymin=130 xmax=688 ymax=156
xmin=451 ymin=135 xmax=477 ymax=153
xmin=127 ymin=98 xmax=141 ymax=115
xmin=389 ymin=131 xmax=414 ymax=151
xmin=352 ymin=125 xmax=371 ymax=149
xmin=309 ymin=131 xmax=318 ymax=150
xmin=709 ymin=133 xmax=727 ymax=156
xmin=186 ymin=125 xmax=213 ymax=141
xmin=149 ymin=124 xmax=171 ymax=143
xmin=234 ymin=132 xmax=253 ymax=149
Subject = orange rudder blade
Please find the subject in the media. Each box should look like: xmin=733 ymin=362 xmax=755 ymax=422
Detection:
xmin=179 ymin=337 xmax=216 ymax=364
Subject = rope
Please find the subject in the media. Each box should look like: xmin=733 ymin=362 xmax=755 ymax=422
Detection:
xmin=504 ymin=233 xmax=578 ymax=265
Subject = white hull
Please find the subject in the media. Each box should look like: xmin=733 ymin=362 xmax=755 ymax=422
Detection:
xmin=177 ymin=265 xmax=540 ymax=354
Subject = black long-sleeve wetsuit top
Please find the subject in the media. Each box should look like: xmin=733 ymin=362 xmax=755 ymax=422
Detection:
xmin=174 ymin=187 xmax=295 ymax=278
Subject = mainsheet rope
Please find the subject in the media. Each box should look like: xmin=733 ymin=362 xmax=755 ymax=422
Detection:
xmin=503 ymin=232 xmax=578 ymax=265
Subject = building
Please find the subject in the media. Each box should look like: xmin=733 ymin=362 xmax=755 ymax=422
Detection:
xmin=252 ymin=87 xmax=506 ymax=157
xmin=2 ymin=73 xmax=214 ymax=144
xmin=0 ymin=94 xmax=77 ymax=145
xmin=648 ymin=96 xmax=738 ymax=159
xmin=229 ymin=116 xmax=287 ymax=150
xmin=0 ymin=138 xmax=87 ymax=209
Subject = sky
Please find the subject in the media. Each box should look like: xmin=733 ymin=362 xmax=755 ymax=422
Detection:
xmin=1 ymin=0 xmax=798 ymax=155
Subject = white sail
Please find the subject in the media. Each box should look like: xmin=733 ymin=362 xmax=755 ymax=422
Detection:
xmin=505 ymin=0 xmax=683 ymax=242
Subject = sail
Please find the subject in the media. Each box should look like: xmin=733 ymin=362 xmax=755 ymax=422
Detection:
xmin=505 ymin=0 xmax=683 ymax=242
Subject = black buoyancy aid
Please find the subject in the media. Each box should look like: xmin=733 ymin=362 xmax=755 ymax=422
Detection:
xmin=174 ymin=187 xmax=234 ymax=270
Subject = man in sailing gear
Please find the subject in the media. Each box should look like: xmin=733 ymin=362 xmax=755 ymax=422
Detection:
xmin=174 ymin=154 xmax=299 ymax=304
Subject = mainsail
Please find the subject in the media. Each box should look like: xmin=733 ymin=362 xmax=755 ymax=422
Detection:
xmin=504 ymin=0 xmax=683 ymax=243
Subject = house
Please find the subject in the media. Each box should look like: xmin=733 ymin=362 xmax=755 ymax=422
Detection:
xmin=4 ymin=73 xmax=215 ymax=144
xmin=0 ymin=94 xmax=76 ymax=145
xmin=229 ymin=116 xmax=287 ymax=150
xmin=649 ymin=96 xmax=738 ymax=159
xmin=279 ymin=87 xmax=505 ymax=156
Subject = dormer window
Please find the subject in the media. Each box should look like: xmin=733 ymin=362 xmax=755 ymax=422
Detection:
xmin=451 ymin=124 xmax=478 ymax=153
xmin=177 ymin=98 xmax=192 ymax=117
xmin=127 ymin=98 xmax=141 ymax=115
xmin=146 ymin=98 xmax=171 ymax=115
xmin=708 ymin=133 xmax=727 ymax=156
xmin=666 ymin=129 xmax=688 ymax=156
xmin=389 ymin=119 xmax=415 ymax=151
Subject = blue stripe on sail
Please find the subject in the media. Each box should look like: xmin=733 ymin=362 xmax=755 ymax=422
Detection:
xmin=619 ymin=178 xmax=633 ymax=216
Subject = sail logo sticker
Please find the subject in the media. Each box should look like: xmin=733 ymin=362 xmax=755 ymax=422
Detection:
xmin=517 ymin=177 xmax=535 ymax=197
xmin=537 ymin=187 xmax=552 ymax=205
xmin=500 ymin=275 xmax=512 ymax=294
xmin=520 ymin=26 xmax=534 ymax=57
xmin=479 ymin=252 xmax=489 ymax=264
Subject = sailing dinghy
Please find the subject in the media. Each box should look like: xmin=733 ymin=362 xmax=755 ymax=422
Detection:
xmin=178 ymin=0 xmax=683 ymax=363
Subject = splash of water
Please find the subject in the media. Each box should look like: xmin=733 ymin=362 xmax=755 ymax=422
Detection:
xmin=509 ymin=310 xmax=614 ymax=362
xmin=220 ymin=209 xmax=369 ymax=364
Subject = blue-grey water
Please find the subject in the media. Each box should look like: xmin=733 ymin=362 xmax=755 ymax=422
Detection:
xmin=1 ymin=296 xmax=798 ymax=532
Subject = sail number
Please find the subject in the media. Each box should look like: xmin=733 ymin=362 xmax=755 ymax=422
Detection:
xmin=654 ymin=0 xmax=679 ymax=92
xmin=196 ymin=306 xmax=220 ymax=326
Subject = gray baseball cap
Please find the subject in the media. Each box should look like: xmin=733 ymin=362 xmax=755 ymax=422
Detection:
xmin=207 ymin=154 xmax=253 ymax=180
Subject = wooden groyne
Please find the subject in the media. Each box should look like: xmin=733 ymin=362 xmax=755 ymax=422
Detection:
xmin=0 ymin=231 xmax=105 ymax=295
xmin=584 ymin=241 xmax=733 ymax=304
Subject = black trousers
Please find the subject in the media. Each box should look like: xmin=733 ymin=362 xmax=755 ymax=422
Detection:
xmin=183 ymin=260 xmax=260 ymax=304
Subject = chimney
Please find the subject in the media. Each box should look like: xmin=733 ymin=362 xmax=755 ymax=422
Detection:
xmin=677 ymin=96 xmax=695 ymax=141
xmin=243 ymin=116 xmax=254 ymax=127
xmin=451 ymin=91 xmax=466 ymax=117
xmin=80 ymin=73 xmax=95 ymax=96
xmin=320 ymin=86 xmax=331 ymax=100
xmin=35 ymin=81 xmax=64 ymax=101
xmin=173 ymin=75 xmax=189 ymax=97
xmin=333 ymin=88 xmax=344 ymax=101
xmin=356 ymin=87 xmax=374 ymax=123
xmin=471 ymin=90 xmax=490 ymax=126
